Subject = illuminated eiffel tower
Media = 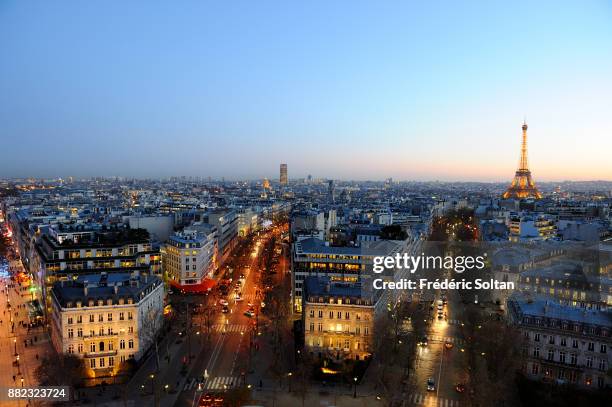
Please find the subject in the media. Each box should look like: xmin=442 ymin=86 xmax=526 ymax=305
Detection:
xmin=502 ymin=121 xmax=542 ymax=199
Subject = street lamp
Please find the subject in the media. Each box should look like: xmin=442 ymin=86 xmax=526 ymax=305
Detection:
xmin=287 ymin=372 xmax=292 ymax=392
xmin=149 ymin=374 xmax=155 ymax=394
xmin=353 ymin=377 xmax=358 ymax=398
xmin=13 ymin=338 xmax=17 ymax=355
xmin=20 ymin=378 xmax=24 ymax=387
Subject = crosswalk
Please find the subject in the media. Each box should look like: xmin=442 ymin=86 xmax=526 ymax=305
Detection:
xmin=183 ymin=378 xmax=199 ymax=391
xmin=240 ymin=293 xmax=258 ymax=301
xmin=428 ymin=335 xmax=464 ymax=345
xmin=211 ymin=324 xmax=251 ymax=333
xmin=203 ymin=376 xmax=241 ymax=390
xmin=407 ymin=393 xmax=460 ymax=406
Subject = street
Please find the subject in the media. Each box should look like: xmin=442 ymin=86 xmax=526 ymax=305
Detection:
xmin=174 ymin=226 xmax=287 ymax=407
xmin=0 ymin=255 xmax=53 ymax=407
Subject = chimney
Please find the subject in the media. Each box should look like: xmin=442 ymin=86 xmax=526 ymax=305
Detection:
xmin=114 ymin=284 xmax=119 ymax=295
xmin=325 ymin=283 xmax=330 ymax=293
xmin=83 ymin=280 xmax=89 ymax=297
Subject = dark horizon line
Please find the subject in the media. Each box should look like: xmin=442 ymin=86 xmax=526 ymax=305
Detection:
xmin=2 ymin=176 xmax=611 ymax=185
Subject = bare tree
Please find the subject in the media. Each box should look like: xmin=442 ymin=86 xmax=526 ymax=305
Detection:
xmin=35 ymin=352 xmax=86 ymax=388
xmin=141 ymin=306 xmax=164 ymax=372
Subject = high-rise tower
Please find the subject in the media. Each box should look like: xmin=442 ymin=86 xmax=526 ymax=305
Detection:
xmin=503 ymin=121 xmax=542 ymax=199
xmin=280 ymin=163 xmax=288 ymax=185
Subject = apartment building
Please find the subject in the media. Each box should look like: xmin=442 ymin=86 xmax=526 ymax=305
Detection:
xmin=508 ymin=294 xmax=611 ymax=390
xmin=49 ymin=272 xmax=164 ymax=383
xmin=508 ymin=213 xmax=557 ymax=242
xmin=205 ymin=210 xmax=238 ymax=266
xmin=518 ymin=263 xmax=612 ymax=309
xmin=162 ymin=226 xmax=217 ymax=290
xmin=31 ymin=224 xmax=160 ymax=312
xmin=302 ymin=276 xmax=382 ymax=361
xmin=291 ymin=237 xmax=404 ymax=313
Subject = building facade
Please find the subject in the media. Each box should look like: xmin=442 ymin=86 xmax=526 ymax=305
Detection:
xmin=291 ymin=237 xmax=403 ymax=313
xmin=32 ymin=224 xmax=160 ymax=316
xmin=162 ymin=227 xmax=217 ymax=288
xmin=280 ymin=163 xmax=288 ymax=185
xmin=206 ymin=210 xmax=238 ymax=266
xmin=508 ymin=294 xmax=611 ymax=390
xmin=508 ymin=214 xmax=557 ymax=242
xmin=303 ymin=276 xmax=381 ymax=361
xmin=49 ymin=272 xmax=164 ymax=383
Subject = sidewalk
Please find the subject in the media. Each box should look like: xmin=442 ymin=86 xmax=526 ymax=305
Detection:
xmin=0 ymin=275 xmax=53 ymax=407
xmin=251 ymin=388 xmax=385 ymax=407
xmin=78 ymin=311 xmax=208 ymax=407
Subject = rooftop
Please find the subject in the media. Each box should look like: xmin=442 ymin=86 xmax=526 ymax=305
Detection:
xmin=509 ymin=293 xmax=612 ymax=328
xmin=51 ymin=272 xmax=162 ymax=307
xmin=295 ymin=237 xmax=402 ymax=257
xmin=303 ymin=276 xmax=367 ymax=299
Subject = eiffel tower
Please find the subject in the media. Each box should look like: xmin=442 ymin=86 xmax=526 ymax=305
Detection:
xmin=502 ymin=121 xmax=542 ymax=199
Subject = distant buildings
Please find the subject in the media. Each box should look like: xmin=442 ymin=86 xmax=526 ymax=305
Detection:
xmin=126 ymin=214 xmax=174 ymax=242
xmin=508 ymin=213 xmax=556 ymax=242
xmin=280 ymin=163 xmax=288 ymax=185
xmin=290 ymin=209 xmax=336 ymax=241
xmin=49 ymin=272 xmax=164 ymax=383
xmin=508 ymin=293 xmax=611 ymax=390
xmin=235 ymin=207 xmax=260 ymax=237
xmin=204 ymin=210 xmax=238 ymax=266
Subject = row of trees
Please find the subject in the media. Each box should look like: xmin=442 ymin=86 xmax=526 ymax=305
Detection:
xmin=430 ymin=209 xmax=525 ymax=406
xmin=370 ymin=297 xmax=429 ymax=405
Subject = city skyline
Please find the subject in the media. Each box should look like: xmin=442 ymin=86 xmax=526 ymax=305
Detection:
xmin=1 ymin=1 xmax=611 ymax=181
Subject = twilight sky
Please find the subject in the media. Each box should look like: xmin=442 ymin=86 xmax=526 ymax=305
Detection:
xmin=1 ymin=1 xmax=611 ymax=181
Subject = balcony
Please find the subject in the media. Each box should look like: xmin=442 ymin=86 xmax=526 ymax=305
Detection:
xmin=83 ymin=332 xmax=119 ymax=339
xmin=533 ymin=356 xmax=584 ymax=371
xmin=84 ymin=349 xmax=117 ymax=358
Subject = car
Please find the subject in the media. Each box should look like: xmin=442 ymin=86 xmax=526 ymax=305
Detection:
xmin=437 ymin=304 xmax=443 ymax=310
xmin=235 ymin=280 xmax=242 ymax=286
xmin=427 ymin=378 xmax=436 ymax=391
xmin=437 ymin=313 xmax=444 ymax=320
xmin=235 ymin=293 xmax=243 ymax=301
xmin=221 ymin=305 xmax=229 ymax=313
xmin=219 ymin=299 xmax=229 ymax=306
xmin=199 ymin=393 xmax=214 ymax=406
xmin=244 ymin=310 xmax=255 ymax=318
xmin=445 ymin=341 xmax=454 ymax=349
xmin=418 ymin=336 xmax=428 ymax=346
xmin=239 ymin=274 xmax=245 ymax=279
xmin=455 ymin=383 xmax=466 ymax=393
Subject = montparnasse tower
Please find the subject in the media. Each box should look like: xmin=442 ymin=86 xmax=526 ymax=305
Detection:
xmin=502 ymin=121 xmax=542 ymax=199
